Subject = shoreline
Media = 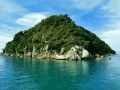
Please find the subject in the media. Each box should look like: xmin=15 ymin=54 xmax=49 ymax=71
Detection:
xmin=1 ymin=53 xmax=115 ymax=61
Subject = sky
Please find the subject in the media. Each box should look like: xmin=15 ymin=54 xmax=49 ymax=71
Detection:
xmin=0 ymin=0 xmax=120 ymax=53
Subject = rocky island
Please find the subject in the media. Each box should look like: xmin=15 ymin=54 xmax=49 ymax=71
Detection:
xmin=3 ymin=15 xmax=116 ymax=60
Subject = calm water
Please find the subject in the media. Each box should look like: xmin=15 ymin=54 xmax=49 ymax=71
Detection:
xmin=0 ymin=55 xmax=120 ymax=90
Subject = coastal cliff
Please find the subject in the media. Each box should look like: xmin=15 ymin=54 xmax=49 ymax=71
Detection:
xmin=3 ymin=15 xmax=116 ymax=60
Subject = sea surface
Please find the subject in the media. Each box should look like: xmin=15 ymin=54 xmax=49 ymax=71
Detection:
xmin=0 ymin=55 xmax=120 ymax=90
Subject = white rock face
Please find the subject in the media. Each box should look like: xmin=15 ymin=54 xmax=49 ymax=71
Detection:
xmin=74 ymin=44 xmax=79 ymax=49
xmin=45 ymin=45 xmax=49 ymax=51
xmin=60 ymin=47 xmax=64 ymax=55
xmin=82 ymin=49 xmax=89 ymax=58
xmin=71 ymin=47 xmax=77 ymax=52
xmin=26 ymin=52 xmax=31 ymax=57
xmin=55 ymin=55 xmax=66 ymax=60
xmin=65 ymin=46 xmax=81 ymax=60
xmin=33 ymin=45 xmax=89 ymax=60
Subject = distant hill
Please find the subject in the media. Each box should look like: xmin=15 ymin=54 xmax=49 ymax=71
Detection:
xmin=3 ymin=14 xmax=116 ymax=60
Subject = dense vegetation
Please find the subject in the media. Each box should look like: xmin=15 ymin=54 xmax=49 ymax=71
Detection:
xmin=3 ymin=14 xmax=115 ymax=55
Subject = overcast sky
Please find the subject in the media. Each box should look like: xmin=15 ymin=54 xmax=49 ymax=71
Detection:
xmin=0 ymin=0 xmax=120 ymax=53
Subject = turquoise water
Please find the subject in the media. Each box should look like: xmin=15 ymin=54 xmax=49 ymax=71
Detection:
xmin=0 ymin=55 xmax=120 ymax=90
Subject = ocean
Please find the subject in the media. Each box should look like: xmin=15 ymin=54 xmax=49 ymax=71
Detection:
xmin=0 ymin=55 xmax=120 ymax=90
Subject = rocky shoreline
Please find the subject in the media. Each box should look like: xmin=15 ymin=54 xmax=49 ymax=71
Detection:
xmin=2 ymin=45 xmax=110 ymax=61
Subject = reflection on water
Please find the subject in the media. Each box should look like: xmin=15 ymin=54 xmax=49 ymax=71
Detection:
xmin=0 ymin=55 xmax=120 ymax=90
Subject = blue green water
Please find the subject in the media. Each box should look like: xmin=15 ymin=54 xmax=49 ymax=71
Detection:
xmin=0 ymin=55 xmax=120 ymax=90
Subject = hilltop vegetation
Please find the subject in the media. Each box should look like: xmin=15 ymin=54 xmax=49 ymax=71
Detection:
xmin=3 ymin=14 xmax=115 ymax=59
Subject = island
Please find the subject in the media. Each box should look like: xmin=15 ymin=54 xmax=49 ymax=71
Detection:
xmin=3 ymin=14 xmax=116 ymax=60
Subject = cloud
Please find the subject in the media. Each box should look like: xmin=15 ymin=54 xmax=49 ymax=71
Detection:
xmin=0 ymin=33 xmax=13 ymax=53
xmin=16 ymin=13 xmax=47 ymax=26
xmin=99 ymin=29 xmax=120 ymax=52
xmin=0 ymin=34 xmax=12 ymax=43
xmin=97 ymin=0 xmax=120 ymax=53
xmin=0 ymin=0 xmax=28 ymax=53
xmin=0 ymin=0 xmax=28 ymax=18
xmin=70 ymin=0 xmax=105 ymax=10
xmin=101 ymin=0 xmax=120 ymax=19
xmin=100 ymin=0 xmax=120 ymax=25
xmin=0 ymin=24 xmax=27 ymax=35
xmin=0 ymin=24 xmax=29 ymax=53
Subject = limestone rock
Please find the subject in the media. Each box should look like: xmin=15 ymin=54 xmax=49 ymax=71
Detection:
xmin=82 ymin=49 xmax=89 ymax=58
xmin=60 ymin=47 xmax=64 ymax=55
xmin=65 ymin=46 xmax=81 ymax=60
xmin=26 ymin=52 xmax=32 ymax=57
xmin=45 ymin=45 xmax=49 ymax=52
xmin=55 ymin=54 xmax=66 ymax=60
